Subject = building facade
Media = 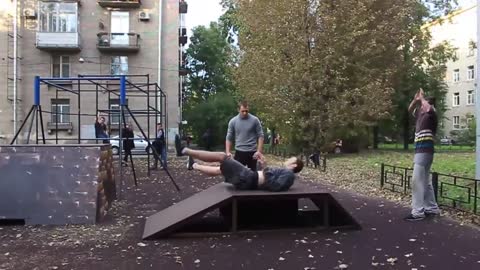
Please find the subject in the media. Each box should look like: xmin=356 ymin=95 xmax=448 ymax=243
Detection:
xmin=427 ymin=4 xmax=477 ymax=137
xmin=0 ymin=0 xmax=188 ymax=144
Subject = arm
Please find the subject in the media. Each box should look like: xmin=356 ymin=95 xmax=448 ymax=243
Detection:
xmin=225 ymin=118 xmax=235 ymax=157
xmin=253 ymin=118 xmax=265 ymax=159
xmin=256 ymin=118 xmax=264 ymax=153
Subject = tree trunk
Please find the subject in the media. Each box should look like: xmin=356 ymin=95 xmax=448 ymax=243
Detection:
xmin=373 ymin=126 xmax=379 ymax=149
xmin=403 ymin=110 xmax=409 ymax=150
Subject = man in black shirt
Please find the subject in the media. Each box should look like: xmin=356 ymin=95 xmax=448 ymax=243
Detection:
xmin=121 ymin=124 xmax=135 ymax=166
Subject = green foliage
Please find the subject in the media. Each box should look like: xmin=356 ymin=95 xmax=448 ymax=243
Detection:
xmin=183 ymin=20 xmax=239 ymax=145
xmin=183 ymin=92 xmax=237 ymax=147
xmin=234 ymin=0 xmax=429 ymax=151
xmin=450 ymin=114 xmax=476 ymax=145
xmin=184 ymin=22 xmax=236 ymax=104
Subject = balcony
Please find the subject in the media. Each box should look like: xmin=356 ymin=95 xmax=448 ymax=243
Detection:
xmin=179 ymin=27 xmax=187 ymax=36
xmin=97 ymin=32 xmax=140 ymax=53
xmin=179 ymin=35 xmax=187 ymax=46
xmin=98 ymin=0 xmax=141 ymax=8
xmin=36 ymin=32 xmax=81 ymax=51
xmin=179 ymin=65 xmax=188 ymax=76
xmin=47 ymin=122 xmax=73 ymax=134
xmin=179 ymin=0 xmax=188 ymax=13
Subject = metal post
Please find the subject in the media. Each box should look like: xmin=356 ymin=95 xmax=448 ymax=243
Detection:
xmin=380 ymin=163 xmax=385 ymax=187
xmin=77 ymin=79 xmax=81 ymax=144
xmin=476 ymin=0 xmax=480 ymax=180
xmin=432 ymin=172 xmax=439 ymax=203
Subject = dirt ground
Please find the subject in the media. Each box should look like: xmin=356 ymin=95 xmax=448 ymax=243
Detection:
xmin=1 ymin=156 xmax=480 ymax=270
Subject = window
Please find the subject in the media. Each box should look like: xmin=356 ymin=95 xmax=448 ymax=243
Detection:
xmin=111 ymin=56 xmax=128 ymax=75
xmin=52 ymin=56 xmax=70 ymax=78
xmin=453 ymin=92 xmax=460 ymax=106
xmin=467 ymin=90 xmax=475 ymax=105
xmin=453 ymin=116 xmax=460 ymax=129
xmin=468 ymin=47 xmax=475 ymax=57
xmin=467 ymin=115 xmax=474 ymax=126
xmin=39 ymin=2 xmax=78 ymax=33
xmin=467 ymin=65 xmax=475 ymax=80
xmin=51 ymin=99 xmax=70 ymax=123
xmin=453 ymin=69 xmax=460 ymax=82
xmin=110 ymin=104 xmax=120 ymax=125
xmin=109 ymin=99 xmax=128 ymax=125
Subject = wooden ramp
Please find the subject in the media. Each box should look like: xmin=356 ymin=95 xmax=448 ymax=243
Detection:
xmin=142 ymin=183 xmax=360 ymax=239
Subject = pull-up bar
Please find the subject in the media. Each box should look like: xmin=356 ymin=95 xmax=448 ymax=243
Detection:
xmin=35 ymin=75 xmax=129 ymax=106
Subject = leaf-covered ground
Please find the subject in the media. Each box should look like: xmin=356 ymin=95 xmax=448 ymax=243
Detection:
xmin=0 ymin=153 xmax=479 ymax=270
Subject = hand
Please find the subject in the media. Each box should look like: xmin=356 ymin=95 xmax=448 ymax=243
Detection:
xmin=253 ymin=151 xmax=263 ymax=160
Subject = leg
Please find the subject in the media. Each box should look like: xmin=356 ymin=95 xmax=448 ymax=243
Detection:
xmin=411 ymin=163 xmax=427 ymax=217
xmin=161 ymin=146 xmax=167 ymax=168
xmin=183 ymin=147 xmax=227 ymax=163
xmin=123 ymin=149 xmax=130 ymax=162
xmin=192 ymin=163 xmax=222 ymax=176
xmin=234 ymin=150 xmax=256 ymax=171
xmin=423 ymin=161 xmax=440 ymax=214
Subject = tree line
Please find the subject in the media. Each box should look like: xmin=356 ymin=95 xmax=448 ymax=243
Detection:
xmin=182 ymin=0 xmax=458 ymax=152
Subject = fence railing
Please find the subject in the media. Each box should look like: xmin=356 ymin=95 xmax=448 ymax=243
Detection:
xmin=381 ymin=163 xmax=480 ymax=215
xmin=264 ymin=145 xmax=327 ymax=172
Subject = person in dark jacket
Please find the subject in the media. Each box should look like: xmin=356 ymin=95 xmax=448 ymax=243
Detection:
xmin=151 ymin=123 xmax=167 ymax=169
xmin=175 ymin=136 xmax=303 ymax=191
xmin=122 ymin=124 xmax=135 ymax=166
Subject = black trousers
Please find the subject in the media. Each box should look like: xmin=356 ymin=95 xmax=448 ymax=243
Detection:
xmin=124 ymin=148 xmax=132 ymax=162
xmin=234 ymin=150 xmax=257 ymax=171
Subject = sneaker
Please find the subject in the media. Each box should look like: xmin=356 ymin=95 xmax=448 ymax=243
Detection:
xmin=404 ymin=214 xmax=425 ymax=221
xmin=425 ymin=211 xmax=441 ymax=217
xmin=187 ymin=156 xmax=194 ymax=170
xmin=175 ymin=135 xmax=184 ymax=156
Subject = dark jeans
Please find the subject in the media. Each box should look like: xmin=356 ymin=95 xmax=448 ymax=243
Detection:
xmin=123 ymin=149 xmax=132 ymax=162
xmin=234 ymin=150 xmax=257 ymax=171
xmin=153 ymin=146 xmax=167 ymax=168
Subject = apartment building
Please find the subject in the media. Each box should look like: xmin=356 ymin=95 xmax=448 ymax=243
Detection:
xmin=0 ymin=0 xmax=188 ymax=144
xmin=427 ymin=4 xmax=477 ymax=136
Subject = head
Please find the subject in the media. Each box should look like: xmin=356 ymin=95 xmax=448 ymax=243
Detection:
xmin=425 ymin=96 xmax=436 ymax=107
xmin=99 ymin=117 xmax=105 ymax=124
xmin=284 ymin=156 xmax=304 ymax=173
xmin=157 ymin=123 xmax=163 ymax=130
xmin=238 ymin=100 xmax=249 ymax=119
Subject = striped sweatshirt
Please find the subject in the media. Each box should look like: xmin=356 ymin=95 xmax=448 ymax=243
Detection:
xmin=414 ymin=107 xmax=438 ymax=154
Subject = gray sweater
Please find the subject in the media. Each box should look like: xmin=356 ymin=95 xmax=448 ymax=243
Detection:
xmin=226 ymin=114 xmax=264 ymax=152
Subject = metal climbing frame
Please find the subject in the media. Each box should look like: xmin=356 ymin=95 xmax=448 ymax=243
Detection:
xmin=10 ymin=74 xmax=179 ymax=191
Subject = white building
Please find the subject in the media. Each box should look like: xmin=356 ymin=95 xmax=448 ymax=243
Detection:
xmin=427 ymin=4 xmax=477 ymax=137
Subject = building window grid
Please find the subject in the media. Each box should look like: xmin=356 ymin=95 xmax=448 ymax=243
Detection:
xmin=52 ymin=56 xmax=70 ymax=78
xmin=39 ymin=2 xmax=78 ymax=33
xmin=467 ymin=65 xmax=475 ymax=80
xmin=453 ymin=92 xmax=460 ymax=106
xmin=51 ymin=99 xmax=70 ymax=123
xmin=453 ymin=69 xmax=460 ymax=82
xmin=467 ymin=90 xmax=475 ymax=105
xmin=453 ymin=116 xmax=460 ymax=130
xmin=111 ymin=56 xmax=128 ymax=75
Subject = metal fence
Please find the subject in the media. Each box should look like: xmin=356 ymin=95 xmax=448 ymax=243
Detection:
xmin=264 ymin=146 xmax=327 ymax=172
xmin=381 ymin=163 xmax=480 ymax=215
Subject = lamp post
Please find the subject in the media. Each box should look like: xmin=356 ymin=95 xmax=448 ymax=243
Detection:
xmin=475 ymin=0 xmax=480 ymax=179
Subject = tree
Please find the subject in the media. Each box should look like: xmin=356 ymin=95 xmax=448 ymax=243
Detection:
xmin=184 ymin=22 xmax=236 ymax=104
xmin=379 ymin=2 xmax=457 ymax=149
xmin=183 ymin=21 xmax=239 ymax=147
xmin=183 ymin=92 xmax=237 ymax=147
xmin=233 ymin=0 xmax=427 ymax=152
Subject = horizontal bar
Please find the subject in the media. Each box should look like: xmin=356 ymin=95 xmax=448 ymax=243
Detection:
xmin=41 ymin=77 xmax=120 ymax=81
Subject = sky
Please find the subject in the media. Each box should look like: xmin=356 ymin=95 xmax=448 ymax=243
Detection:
xmin=186 ymin=0 xmax=224 ymax=45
